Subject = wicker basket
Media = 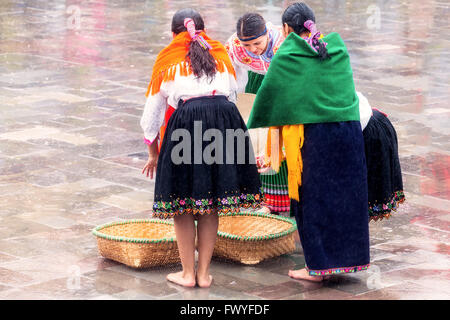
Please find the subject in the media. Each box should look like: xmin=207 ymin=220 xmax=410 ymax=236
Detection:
xmin=92 ymin=219 xmax=180 ymax=268
xmin=213 ymin=212 xmax=297 ymax=265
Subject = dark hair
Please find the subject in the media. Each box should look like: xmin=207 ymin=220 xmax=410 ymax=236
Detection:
xmin=236 ymin=13 xmax=266 ymax=40
xmin=282 ymin=2 xmax=329 ymax=61
xmin=171 ymin=8 xmax=216 ymax=79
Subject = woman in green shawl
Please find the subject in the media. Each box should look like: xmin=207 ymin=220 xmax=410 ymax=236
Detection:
xmin=247 ymin=2 xmax=370 ymax=282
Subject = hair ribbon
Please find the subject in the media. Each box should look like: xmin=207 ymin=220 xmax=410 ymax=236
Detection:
xmin=303 ymin=20 xmax=327 ymax=52
xmin=184 ymin=18 xmax=212 ymax=50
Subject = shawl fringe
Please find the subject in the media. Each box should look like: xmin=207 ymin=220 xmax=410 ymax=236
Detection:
xmin=265 ymin=125 xmax=304 ymax=201
xmin=145 ymin=32 xmax=236 ymax=98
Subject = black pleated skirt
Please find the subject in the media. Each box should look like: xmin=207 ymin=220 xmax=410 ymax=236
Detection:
xmin=153 ymin=95 xmax=264 ymax=219
xmin=363 ymin=109 xmax=405 ymax=221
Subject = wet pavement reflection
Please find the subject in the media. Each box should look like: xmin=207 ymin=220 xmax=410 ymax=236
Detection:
xmin=0 ymin=0 xmax=449 ymax=300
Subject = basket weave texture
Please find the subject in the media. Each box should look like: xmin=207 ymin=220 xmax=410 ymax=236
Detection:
xmin=213 ymin=212 xmax=297 ymax=265
xmin=92 ymin=219 xmax=180 ymax=268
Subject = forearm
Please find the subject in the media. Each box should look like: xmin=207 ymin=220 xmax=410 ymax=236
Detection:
xmin=147 ymin=139 xmax=159 ymax=157
xmin=142 ymin=137 xmax=159 ymax=179
xmin=140 ymin=92 xmax=167 ymax=144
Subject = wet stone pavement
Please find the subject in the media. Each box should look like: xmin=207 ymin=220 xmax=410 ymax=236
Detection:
xmin=0 ymin=0 xmax=449 ymax=300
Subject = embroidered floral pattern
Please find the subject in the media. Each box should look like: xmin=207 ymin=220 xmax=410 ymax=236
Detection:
xmin=242 ymin=56 xmax=252 ymax=65
xmin=153 ymin=188 xmax=266 ymax=219
xmin=225 ymin=23 xmax=284 ymax=73
xmin=307 ymin=264 xmax=370 ymax=276
xmin=369 ymin=191 xmax=405 ymax=222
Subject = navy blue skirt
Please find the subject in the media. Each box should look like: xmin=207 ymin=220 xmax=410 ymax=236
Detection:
xmin=291 ymin=121 xmax=370 ymax=276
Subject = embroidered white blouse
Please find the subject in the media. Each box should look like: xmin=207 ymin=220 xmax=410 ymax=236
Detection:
xmin=225 ymin=22 xmax=284 ymax=93
xmin=140 ymin=64 xmax=238 ymax=145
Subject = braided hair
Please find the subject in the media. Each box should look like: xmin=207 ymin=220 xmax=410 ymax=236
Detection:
xmin=282 ymin=2 xmax=330 ymax=61
xmin=171 ymin=8 xmax=217 ymax=78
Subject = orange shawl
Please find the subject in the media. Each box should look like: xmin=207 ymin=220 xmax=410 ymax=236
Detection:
xmin=145 ymin=31 xmax=236 ymax=97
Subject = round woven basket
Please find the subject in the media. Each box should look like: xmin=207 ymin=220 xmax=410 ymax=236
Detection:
xmin=92 ymin=219 xmax=180 ymax=269
xmin=213 ymin=212 xmax=297 ymax=265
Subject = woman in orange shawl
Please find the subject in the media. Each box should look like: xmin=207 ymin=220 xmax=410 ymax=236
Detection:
xmin=140 ymin=9 xmax=263 ymax=288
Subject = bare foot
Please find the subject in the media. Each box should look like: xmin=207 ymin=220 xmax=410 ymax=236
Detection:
xmin=196 ymin=274 xmax=213 ymax=288
xmin=166 ymin=272 xmax=196 ymax=288
xmin=288 ymin=268 xmax=324 ymax=282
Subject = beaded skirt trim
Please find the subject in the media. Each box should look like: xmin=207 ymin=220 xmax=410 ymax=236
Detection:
xmin=307 ymin=264 xmax=370 ymax=276
xmin=369 ymin=191 xmax=405 ymax=222
xmin=153 ymin=189 xmax=265 ymax=219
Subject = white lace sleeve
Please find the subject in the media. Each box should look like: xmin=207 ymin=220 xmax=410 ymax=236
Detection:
xmin=140 ymin=92 xmax=167 ymax=144
xmin=357 ymin=91 xmax=373 ymax=130
xmin=226 ymin=37 xmax=249 ymax=94
xmin=234 ymin=63 xmax=249 ymax=94
xmin=227 ymin=67 xmax=239 ymax=104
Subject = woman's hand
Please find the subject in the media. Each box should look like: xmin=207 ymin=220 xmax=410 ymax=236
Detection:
xmin=142 ymin=141 xmax=159 ymax=179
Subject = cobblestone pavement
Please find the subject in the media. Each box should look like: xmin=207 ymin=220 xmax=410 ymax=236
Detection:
xmin=0 ymin=0 xmax=449 ymax=300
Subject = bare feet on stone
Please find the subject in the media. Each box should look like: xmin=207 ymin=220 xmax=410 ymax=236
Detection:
xmin=166 ymin=271 xmax=196 ymax=288
xmin=196 ymin=274 xmax=213 ymax=288
xmin=288 ymin=268 xmax=324 ymax=282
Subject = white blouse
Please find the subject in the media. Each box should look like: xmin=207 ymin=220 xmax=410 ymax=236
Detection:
xmin=140 ymin=64 xmax=238 ymax=144
xmin=357 ymin=91 xmax=373 ymax=130
xmin=225 ymin=22 xmax=284 ymax=93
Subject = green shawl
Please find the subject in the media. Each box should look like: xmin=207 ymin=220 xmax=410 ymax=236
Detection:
xmin=247 ymin=32 xmax=360 ymax=129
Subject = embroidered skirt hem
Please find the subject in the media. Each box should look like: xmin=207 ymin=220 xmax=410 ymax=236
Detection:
xmin=307 ymin=264 xmax=371 ymax=276
xmin=153 ymin=191 xmax=264 ymax=219
xmin=369 ymin=190 xmax=405 ymax=221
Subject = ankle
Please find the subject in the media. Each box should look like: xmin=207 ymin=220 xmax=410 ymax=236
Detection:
xmin=196 ymin=269 xmax=210 ymax=279
xmin=182 ymin=269 xmax=196 ymax=279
